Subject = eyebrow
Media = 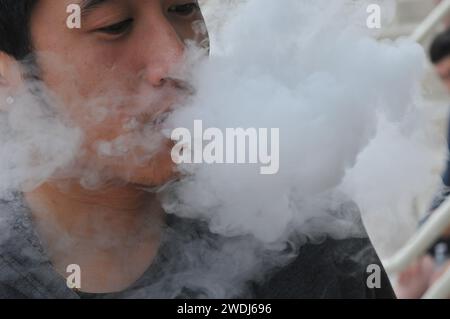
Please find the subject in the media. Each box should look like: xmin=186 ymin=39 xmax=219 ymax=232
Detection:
xmin=80 ymin=0 xmax=112 ymax=17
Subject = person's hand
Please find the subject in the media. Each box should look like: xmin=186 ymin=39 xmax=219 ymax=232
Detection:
xmin=428 ymin=261 xmax=450 ymax=298
xmin=395 ymin=255 xmax=435 ymax=299
xmin=443 ymin=226 xmax=450 ymax=237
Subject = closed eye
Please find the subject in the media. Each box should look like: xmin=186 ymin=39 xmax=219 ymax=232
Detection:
xmin=168 ymin=3 xmax=200 ymax=17
xmin=96 ymin=18 xmax=133 ymax=35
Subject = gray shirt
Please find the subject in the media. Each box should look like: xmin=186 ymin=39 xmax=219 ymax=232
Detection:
xmin=0 ymin=194 xmax=396 ymax=299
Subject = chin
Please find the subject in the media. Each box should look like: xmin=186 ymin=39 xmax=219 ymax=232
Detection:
xmin=128 ymin=168 xmax=177 ymax=188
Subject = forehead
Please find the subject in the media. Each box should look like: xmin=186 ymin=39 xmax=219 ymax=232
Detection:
xmin=30 ymin=0 xmax=109 ymax=23
xmin=32 ymin=0 xmax=156 ymax=16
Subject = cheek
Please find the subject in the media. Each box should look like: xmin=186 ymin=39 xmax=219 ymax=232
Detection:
xmin=80 ymin=116 xmax=134 ymax=161
xmin=80 ymin=115 xmax=174 ymax=175
xmin=38 ymin=48 xmax=138 ymax=110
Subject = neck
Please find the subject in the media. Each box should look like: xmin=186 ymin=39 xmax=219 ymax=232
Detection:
xmin=25 ymin=180 xmax=164 ymax=239
xmin=23 ymin=180 xmax=165 ymax=293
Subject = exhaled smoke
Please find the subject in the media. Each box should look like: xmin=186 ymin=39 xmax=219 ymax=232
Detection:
xmin=126 ymin=0 xmax=434 ymax=297
xmin=162 ymin=0 xmax=427 ymax=244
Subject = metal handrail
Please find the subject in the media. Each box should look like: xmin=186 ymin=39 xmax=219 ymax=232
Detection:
xmin=383 ymin=0 xmax=450 ymax=299
xmin=383 ymin=196 xmax=450 ymax=274
xmin=422 ymin=267 xmax=450 ymax=299
xmin=410 ymin=0 xmax=450 ymax=43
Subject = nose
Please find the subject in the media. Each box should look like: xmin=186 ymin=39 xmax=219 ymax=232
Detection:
xmin=139 ymin=16 xmax=185 ymax=88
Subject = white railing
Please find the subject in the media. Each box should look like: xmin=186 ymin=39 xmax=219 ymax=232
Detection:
xmin=383 ymin=196 xmax=450 ymax=298
xmin=423 ymin=267 xmax=450 ymax=299
xmin=384 ymin=197 xmax=450 ymax=273
xmin=410 ymin=0 xmax=450 ymax=43
xmin=380 ymin=0 xmax=450 ymax=299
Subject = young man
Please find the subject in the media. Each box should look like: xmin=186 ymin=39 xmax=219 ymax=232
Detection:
xmin=0 ymin=0 xmax=395 ymax=298
xmin=395 ymin=28 xmax=450 ymax=299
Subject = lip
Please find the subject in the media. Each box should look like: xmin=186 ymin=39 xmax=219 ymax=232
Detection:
xmin=147 ymin=93 xmax=184 ymax=128
xmin=121 ymin=80 xmax=194 ymax=129
xmin=146 ymin=84 xmax=194 ymax=128
xmin=172 ymin=80 xmax=196 ymax=96
xmin=130 ymin=99 xmax=179 ymax=132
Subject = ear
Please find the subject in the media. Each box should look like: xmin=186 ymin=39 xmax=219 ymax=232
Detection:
xmin=0 ymin=51 xmax=24 ymax=110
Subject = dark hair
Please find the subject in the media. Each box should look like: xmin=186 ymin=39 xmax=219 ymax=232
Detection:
xmin=0 ymin=0 xmax=38 ymax=60
xmin=430 ymin=28 xmax=450 ymax=64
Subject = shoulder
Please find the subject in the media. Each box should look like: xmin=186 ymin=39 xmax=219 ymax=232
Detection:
xmin=252 ymin=196 xmax=396 ymax=299
xmin=253 ymin=236 xmax=395 ymax=299
xmin=0 ymin=196 xmax=77 ymax=299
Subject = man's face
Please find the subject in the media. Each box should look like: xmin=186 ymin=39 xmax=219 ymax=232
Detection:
xmin=28 ymin=0 xmax=208 ymax=187
xmin=435 ymin=56 xmax=450 ymax=92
